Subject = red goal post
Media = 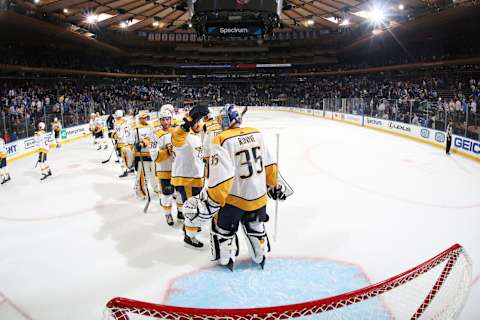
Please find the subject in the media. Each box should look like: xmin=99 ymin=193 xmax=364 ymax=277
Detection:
xmin=104 ymin=244 xmax=472 ymax=320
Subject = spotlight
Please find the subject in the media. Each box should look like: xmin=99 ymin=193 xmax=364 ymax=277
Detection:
xmin=85 ymin=14 xmax=98 ymax=24
xmin=63 ymin=8 xmax=69 ymax=14
xmin=33 ymin=0 xmax=40 ymax=4
xmin=152 ymin=21 xmax=159 ymax=27
xmin=188 ymin=22 xmax=192 ymax=28
xmin=369 ymin=8 xmax=385 ymax=24
xmin=339 ymin=19 xmax=350 ymax=26
xmin=398 ymin=4 xmax=404 ymax=10
xmin=305 ymin=19 xmax=314 ymax=26
xmin=372 ymin=28 xmax=382 ymax=35
xmin=120 ymin=21 xmax=127 ymax=28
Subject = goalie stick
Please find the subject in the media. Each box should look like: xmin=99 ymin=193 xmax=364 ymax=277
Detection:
xmin=136 ymin=127 xmax=151 ymax=214
xmin=272 ymin=133 xmax=294 ymax=241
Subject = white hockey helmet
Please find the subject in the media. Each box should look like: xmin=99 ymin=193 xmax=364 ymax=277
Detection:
xmin=115 ymin=110 xmax=124 ymax=118
xmin=159 ymin=109 xmax=173 ymax=119
xmin=160 ymin=104 xmax=174 ymax=115
xmin=38 ymin=122 xmax=46 ymax=130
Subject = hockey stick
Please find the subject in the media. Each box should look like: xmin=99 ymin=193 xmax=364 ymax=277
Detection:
xmin=241 ymin=106 xmax=248 ymax=118
xmin=102 ymin=145 xmax=115 ymax=164
xmin=136 ymin=127 xmax=151 ymax=214
xmin=273 ymin=133 xmax=280 ymax=242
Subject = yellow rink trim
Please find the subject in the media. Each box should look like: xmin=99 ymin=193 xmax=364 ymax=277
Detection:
xmin=7 ymin=133 xmax=92 ymax=164
xmin=253 ymin=109 xmax=480 ymax=163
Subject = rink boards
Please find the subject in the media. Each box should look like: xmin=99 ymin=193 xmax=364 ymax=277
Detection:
xmin=4 ymin=124 xmax=90 ymax=162
xmin=4 ymin=108 xmax=480 ymax=163
xmin=244 ymin=106 xmax=480 ymax=162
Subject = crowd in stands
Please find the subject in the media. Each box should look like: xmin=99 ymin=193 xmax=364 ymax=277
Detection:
xmin=1 ymin=66 xmax=480 ymax=142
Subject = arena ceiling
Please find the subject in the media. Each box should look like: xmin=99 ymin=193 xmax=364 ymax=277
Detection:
xmin=30 ymin=0 xmax=436 ymax=33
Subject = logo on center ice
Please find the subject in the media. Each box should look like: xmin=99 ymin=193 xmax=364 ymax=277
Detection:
xmin=420 ymin=128 xmax=430 ymax=139
xmin=435 ymin=132 xmax=445 ymax=143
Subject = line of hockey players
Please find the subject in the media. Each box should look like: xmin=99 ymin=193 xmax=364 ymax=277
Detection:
xmin=104 ymin=103 xmax=290 ymax=271
xmin=1 ymin=118 xmax=63 ymax=184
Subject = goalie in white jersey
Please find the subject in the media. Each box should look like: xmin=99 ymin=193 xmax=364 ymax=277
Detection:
xmin=183 ymin=105 xmax=288 ymax=270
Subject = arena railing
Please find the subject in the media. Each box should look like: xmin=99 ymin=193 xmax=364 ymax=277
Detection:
xmin=2 ymin=98 xmax=478 ymax=144
xmin=1 ymin=100 xmax=162 ymax=143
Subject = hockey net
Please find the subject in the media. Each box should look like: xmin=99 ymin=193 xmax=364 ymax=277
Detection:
xmin=104 ymin=244 xmax=472 ymax=320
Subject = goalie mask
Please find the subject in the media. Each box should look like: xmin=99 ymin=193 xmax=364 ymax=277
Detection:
xmin=219 ymin=104 xmax=241 ymax=130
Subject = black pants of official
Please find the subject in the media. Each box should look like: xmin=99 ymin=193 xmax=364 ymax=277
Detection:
xmin=446 ymin=136 xmax=452 ymax=154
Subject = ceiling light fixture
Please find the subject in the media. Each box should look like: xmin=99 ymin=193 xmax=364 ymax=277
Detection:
xmin=85 ymin=14 xmax=98 ymax=24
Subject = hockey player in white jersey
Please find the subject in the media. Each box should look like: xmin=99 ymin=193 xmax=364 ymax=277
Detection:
xmin=35 ymin=122 xmax=53 ymax=181
xmin=182 ymin=105 xmax=288 ymax=270
xmin=150 ymin=107 xmax=175 ymax=226
xmin=133 ymin=112 xmax=156 ymax=199
xmin=51 ymin=117 xmax=62 ymax=148
xmin=0 ymin=138 xmax=11 ymax=184
xmin=113 ymin=110 xmax=134 ymax=178
xmin=170 ymin=103 xmax=210 ymax=247
xmin=93 ymin=113 xmax=108 ymax=150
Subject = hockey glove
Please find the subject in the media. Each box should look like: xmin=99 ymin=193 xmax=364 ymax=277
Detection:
xmin=181 ymin=117 xmax=194 ymax=132
xmin=135 ymin=142 xmax=144 ymax=152
xmin=267 ymin=184 xmax=287 ymax=201
xmin=189 ymin=104 xmax=210 ymax=124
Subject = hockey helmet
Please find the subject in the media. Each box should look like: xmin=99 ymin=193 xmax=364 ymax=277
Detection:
xmin=159 ymin=109 xmax=173 ymax=119
xmin=115 ymin=110 xmax=124 ymax=118
xmin=38 ymin=122 xmax=46 ymax=130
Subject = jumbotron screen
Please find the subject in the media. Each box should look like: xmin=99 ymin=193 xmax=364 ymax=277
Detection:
xmin=194 ymin=0 xmax=279 ymax=13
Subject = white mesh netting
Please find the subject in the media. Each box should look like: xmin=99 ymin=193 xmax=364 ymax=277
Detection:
xmin=103 ymin=244 xmax=472 ymax=320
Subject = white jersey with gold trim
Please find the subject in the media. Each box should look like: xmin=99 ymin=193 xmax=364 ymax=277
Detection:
xmin=133 ymin=123 xmax=153 ymax=157
xmin=206 ymin=127 xmax=277 ymax=212
xmin=35 ymin=130 xmax=50 ymax=153
xmin=113 ymin=118 xmax=132 ymax=146
xmin=171 ymin=127 xmax=204 ymax=188
xmin=150 ymin=128 xmax=173 ymax=179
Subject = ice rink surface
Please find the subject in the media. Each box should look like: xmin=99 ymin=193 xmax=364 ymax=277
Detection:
xmin=0 ymin=110 xmax=479 ymax=319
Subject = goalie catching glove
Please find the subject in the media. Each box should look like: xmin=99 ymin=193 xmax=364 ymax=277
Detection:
xmin=182 ymin=191 xmax=220 ymax=225
xmin=267 ymin=184 xmax=287 ymax=201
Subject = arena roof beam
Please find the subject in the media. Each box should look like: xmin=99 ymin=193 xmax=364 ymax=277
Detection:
xmin=289 ymin=0 xmax=339 ymax=28
xmin=126 ymin=0 xmax=180 ymax=31
xmin=42 ymin=0 xmax=91 ymax=13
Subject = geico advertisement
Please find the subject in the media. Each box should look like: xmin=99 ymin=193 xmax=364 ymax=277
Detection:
xmin=454 ymin=136 xmax=480 ymax=156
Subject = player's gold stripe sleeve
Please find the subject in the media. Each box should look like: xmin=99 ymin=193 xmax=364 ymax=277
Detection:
xmin=171 ymin=126 xmax=188 ymax=147
xmin=207 ymin=177 xmax=235 ymax=207
xmin=265 ymin=163 xmax=278 ymax=188
xmin=155 ymin=149 xmax=170 ymax=163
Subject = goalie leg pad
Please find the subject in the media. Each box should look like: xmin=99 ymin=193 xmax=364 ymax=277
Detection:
xmin=210 ymin=220 xmax=239 ymax=266
xmin=241 ymin=206 xmax=271 ymax=264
